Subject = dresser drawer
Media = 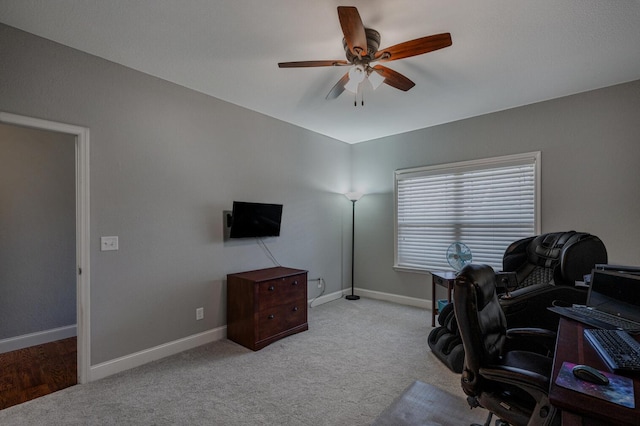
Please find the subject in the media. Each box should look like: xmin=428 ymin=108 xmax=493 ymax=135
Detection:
xmin=257 ymin=300 xmax=307 ymax=341
xmin=227 ymin=267 xmax=308 ymax=350
xmin=257 ymin=274 xmax=306 ymax=311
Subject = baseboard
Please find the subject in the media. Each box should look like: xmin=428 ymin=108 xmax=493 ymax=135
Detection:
xmin=316 ymin=287 xmax=431 ymax=309
xmin=90 ymin=290 xmax=344 ymax=382
xmin=344 ymin=287 xmax=431 ymax=309
xmin=90 ymin=326 xmax=226 ymax=381
xmin=89 ymin=288 xmax=430 ymax=382
xmin=0 ymin=325 xmax=77 ymax=354
xmin=308 ymin=289 xmax=344 ymax=307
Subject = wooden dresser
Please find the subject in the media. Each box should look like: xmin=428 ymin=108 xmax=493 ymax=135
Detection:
xmin=226 ymin=266 xmax=308 ymax=350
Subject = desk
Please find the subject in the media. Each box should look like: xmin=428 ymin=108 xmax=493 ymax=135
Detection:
xmin=431 ymin=271 xmax=456 ymax=327
xmin=550 ymin=318 xmax=640 ymax=425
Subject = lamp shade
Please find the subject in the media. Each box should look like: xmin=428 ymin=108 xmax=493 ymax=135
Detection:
xmin=344 ymin=78 xmax=360 ymax=94
xmin=368 ymin=69 xmax=385 ymax=90
xmin=345 ymin=65 xmax=366 ymax=94
xmin=348 ymin=65 xmax=366 ymax=83
xmin=345 ymin=191 xmax=364 ymax=201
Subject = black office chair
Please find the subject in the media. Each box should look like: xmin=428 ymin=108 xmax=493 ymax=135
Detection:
xmin=453 ymin=264 xmax=559 ymax=426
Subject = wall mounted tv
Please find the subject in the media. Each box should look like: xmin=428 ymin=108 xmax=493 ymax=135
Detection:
xmin=228 ymin=201 xmax=283 ymax=239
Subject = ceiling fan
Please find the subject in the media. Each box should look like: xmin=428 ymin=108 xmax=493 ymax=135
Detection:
xmin=278 ymin=6 xmax=452 ymax=103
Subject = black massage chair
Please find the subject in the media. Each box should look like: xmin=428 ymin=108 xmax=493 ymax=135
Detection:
xmin=499 ymin=230 xmax=607 ymax=330
xmin=428 ymin=230 xmax=607 ymax=372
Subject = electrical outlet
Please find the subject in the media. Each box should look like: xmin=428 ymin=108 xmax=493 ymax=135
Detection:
xmin=100 ymin=236 xmax=119 ymax=251
xmin=196 ymin=307 xmax=204 ymax=320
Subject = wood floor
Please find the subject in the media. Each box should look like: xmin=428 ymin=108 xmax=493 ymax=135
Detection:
xmin=0 ymin=337 xmax=77 ymax=410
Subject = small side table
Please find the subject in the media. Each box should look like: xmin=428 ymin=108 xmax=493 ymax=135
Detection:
xmin=431 ymin=271 xmax=457 ymax=327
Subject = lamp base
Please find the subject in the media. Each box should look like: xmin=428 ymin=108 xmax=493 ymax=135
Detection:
xmin=345 ymin=295 xmax=360 ymax=300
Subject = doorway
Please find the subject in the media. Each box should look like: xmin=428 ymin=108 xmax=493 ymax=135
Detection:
xmin=0 ymin=112 xmax=90 ymax=385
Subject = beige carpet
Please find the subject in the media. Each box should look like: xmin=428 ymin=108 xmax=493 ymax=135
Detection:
xmin=0 ymin=297 xmax=487 ymax=425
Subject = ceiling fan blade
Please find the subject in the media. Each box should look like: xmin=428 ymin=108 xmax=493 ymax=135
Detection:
xmin=337 ymin=6 xmax=368 ymax=57
xmin=278 ymin=60 xmax=349 ymax=68
xmin=372 ymin=65 xmax=415 ymax=91
xmin=375 ymin=33 xmax=452 ymax=62
xmin=325 ymin=72 xmax=350 ymax=99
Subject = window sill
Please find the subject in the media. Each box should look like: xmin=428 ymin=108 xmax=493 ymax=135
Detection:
xmin=392 ymin=265 xmax=434 ymax=275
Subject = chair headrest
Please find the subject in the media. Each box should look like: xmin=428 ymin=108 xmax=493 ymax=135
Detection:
xmin=457 ymin=264 xmax=496 ymax=310
xmin=527 ymin=231 xmax=579 ymax=268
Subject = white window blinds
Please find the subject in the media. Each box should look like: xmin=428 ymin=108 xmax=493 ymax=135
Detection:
xmin=394 ymin=152 xmax=540 ymax=272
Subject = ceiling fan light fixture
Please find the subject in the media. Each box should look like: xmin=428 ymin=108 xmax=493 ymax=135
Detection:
xmin=348 ymin=65 xmax=366 ymax=83
xmin=277 ymin=7 xmax=452 ymax=100
xmin=345 ymin=65 xmax=366 ymax=93
xmin=368 ymin=69 xmax=385 ymax=90
xmin=344 ymin=78 xmax=360 ymax=94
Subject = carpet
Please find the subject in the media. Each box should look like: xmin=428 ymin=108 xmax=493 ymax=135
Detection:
xmin=0 ymin=298 xmax=478 ymax=425
xmin=372 ymin=380 xmax=489 ymax=426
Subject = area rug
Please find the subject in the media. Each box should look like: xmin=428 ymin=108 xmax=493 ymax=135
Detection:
xmin=372 ymin=380 xmax=489 ymax=426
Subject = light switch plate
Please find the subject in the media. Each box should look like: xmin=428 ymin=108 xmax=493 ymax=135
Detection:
xmin=101 ymin=236 xmax=119 ymax=251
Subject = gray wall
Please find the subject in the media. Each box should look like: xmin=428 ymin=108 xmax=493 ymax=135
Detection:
xmin=352 ymin=79 xmax=640 ymax=300
xmin=0 ymin=24 xmax=352 ymax=365
xmin=2 ymin=21 xmax=639 ymax=365
xmin=0 ymin=124 xmax=76 ymax=339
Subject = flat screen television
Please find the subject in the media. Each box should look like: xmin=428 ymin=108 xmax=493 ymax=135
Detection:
xmin=229 ymin=201 xmax=283 ymax=238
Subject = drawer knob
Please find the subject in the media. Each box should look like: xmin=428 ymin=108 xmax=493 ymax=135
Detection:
xmin=268 ymin=314 xmax=275 ymax=320
xmin=268 ymin=285 xmax=275 ymax=291
xmin=292 ymin=280 xmax=298 ymax=286
xmin=292 ymin=306 xmax=298 ymax=312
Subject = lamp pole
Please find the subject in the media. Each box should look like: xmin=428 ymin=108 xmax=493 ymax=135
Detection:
xmin=345 ymin=192 xmax=363 ymax=300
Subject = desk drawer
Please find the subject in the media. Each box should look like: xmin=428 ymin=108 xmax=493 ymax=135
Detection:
xmin=434 ymin=275 xmax=453 ymax=287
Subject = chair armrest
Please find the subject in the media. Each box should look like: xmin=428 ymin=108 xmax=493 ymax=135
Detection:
xmin=500 ymin=283 xmax=553 ymax=300
xmin=506 ymin=328 xmax=556 ymax=355
xmin=507 ymin=328 xmax=556 ymax=340
xmin=479 ymin=365 xmax=549 ymax=394
xmin=501 ymin=283 xmax=587 ymax=301
xmin=500 ymin=284 xmax=588 ymax=330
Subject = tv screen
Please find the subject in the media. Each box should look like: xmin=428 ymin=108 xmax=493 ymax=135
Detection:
xmin=229 ymin=201 xmax=283 ymax=238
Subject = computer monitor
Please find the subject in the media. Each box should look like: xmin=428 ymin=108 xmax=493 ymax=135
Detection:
xmin=594 ymin=264 xmax=640 ymax=275
xmin=587 ymin=269 xmax=640 ymax=322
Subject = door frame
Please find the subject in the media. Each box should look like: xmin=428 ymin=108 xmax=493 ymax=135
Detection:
xmin=0 ymin=111 xmax=90 ymax=384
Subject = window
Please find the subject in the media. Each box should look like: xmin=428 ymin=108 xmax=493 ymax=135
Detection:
xmin=394 ymin=152 xmax=540 ymax=272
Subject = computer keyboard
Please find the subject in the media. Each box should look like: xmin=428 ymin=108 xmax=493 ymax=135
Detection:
xmin=567 ymin=306 xmax=640 ymax=331
xmin=583 ymin=328 xmax=640 ymax=373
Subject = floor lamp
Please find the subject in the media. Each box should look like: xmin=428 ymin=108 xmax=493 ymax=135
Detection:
xmin=345 ymin=192 xmax=364 ymax=300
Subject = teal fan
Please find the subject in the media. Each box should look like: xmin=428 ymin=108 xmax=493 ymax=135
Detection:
xmin=446 ymin=242 xmax=472 ymax=271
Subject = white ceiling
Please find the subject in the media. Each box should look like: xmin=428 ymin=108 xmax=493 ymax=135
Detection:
xmin=2 ymin=1 xmax=640 ymax=144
